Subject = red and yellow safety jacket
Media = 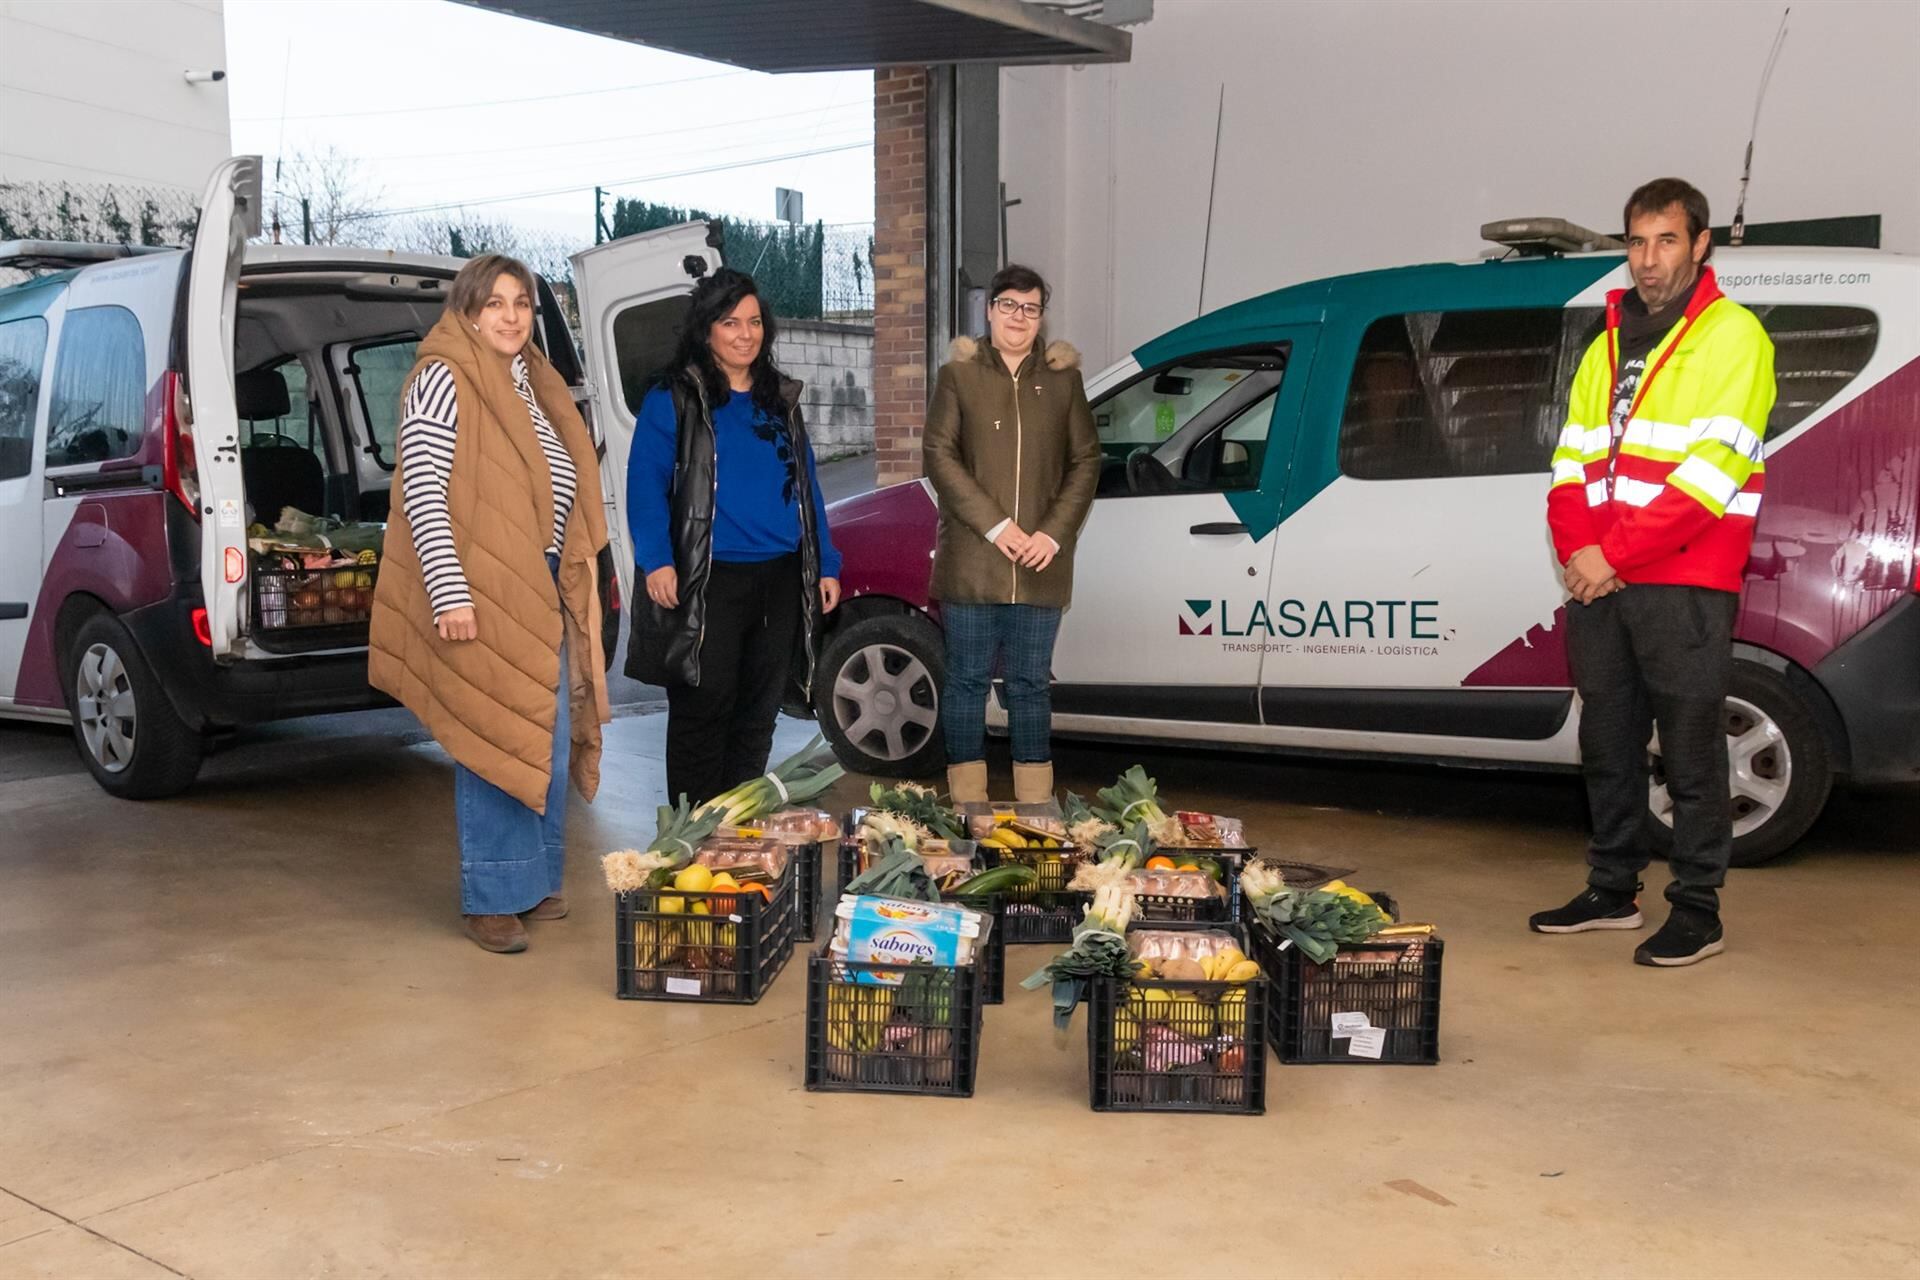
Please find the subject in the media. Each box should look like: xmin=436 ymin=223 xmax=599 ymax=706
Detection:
xmin=1547 ymin=266 xmax=1776 ymax=593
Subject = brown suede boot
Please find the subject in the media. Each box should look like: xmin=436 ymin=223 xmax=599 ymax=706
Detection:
xmin=1012 ymin=760 xmax=1055 ymax=803
xmin=521 ymin=895 xmax=569 ymax=921
xmin=463 ymin=913 xmax=529 ymax=953
xmin=946 ymin=760 xmax=989 ymax=804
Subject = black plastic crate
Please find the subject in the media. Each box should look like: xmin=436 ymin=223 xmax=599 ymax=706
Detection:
xmin=989 ymin=848 xmax=1088 ymax=945
xmin=804 ymin=950 xmax=984 ymax=1097
xmin=1253 ymin=922 xmax=1442 ymax=1065
xmin=795 ymin=840 xmax=823 ymax=943
xmin=1086 ymin=935 xmax=1268 ymax=1115
xmin=1132 ymin=888 xmax=1233 ymax=925
xmin=832 ymin=838 xmax=1005 ymax=1005
xmin=614 ymin=867 xmax=797 ymax=1004
xmin=944 ymin=892 xmax=1004 ymax=1004
xmin=251 ymin=551 xmax=379 ymax=631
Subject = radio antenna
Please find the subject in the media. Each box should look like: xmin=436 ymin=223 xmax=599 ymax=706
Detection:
xmin=1197 ymin=84 xmax=1225 ymax=317
xmin=1730 ymin=7 xmax=1791 ymax=247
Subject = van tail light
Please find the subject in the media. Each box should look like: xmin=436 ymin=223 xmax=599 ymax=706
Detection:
xmin=224 ymin=546 xmax=245 ymax=583
xmin=190 ymin=607 xmax=212 ymax=647
xmin=162 ymin=371 xmax=201 ymax=520
xmin=607 ymin=575 xmax=622 ymax=612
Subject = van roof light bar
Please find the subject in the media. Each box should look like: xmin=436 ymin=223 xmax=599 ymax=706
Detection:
xmin=1481 ymin=218 xmax=1625 ymax=257
xmin=0 ymin=240 xmax=175 ymax=273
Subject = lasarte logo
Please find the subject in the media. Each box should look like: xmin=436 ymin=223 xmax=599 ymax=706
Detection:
xmin=1175 ymin=595 xmax=1447 ymax=656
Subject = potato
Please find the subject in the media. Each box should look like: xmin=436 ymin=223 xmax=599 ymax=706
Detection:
xmin=1160 ymin=957 xmax=1207 ymax=982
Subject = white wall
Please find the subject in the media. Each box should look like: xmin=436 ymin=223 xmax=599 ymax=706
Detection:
xmin=0 ymin=0 xmax=230 ymax=195
xmin=1002 ymin=0 xmax=1920 ymax=370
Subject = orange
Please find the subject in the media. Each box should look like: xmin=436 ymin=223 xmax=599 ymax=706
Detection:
xmin=1145 ymin=856 xmax=1176 ymax=871
xmin=1177 ymin=862 xmax=1200 ymax=872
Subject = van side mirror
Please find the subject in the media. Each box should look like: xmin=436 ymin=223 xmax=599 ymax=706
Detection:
xmin=1221 ymin=441 xmax=1250 ymax=468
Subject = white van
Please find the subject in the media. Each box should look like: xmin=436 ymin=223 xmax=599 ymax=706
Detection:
xmin=816 ymin=235 xmax=1920 ymax=865
xmin=0 ymin=157 xmax=713 ymax=796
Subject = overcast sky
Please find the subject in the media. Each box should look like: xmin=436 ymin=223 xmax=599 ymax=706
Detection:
xmin=223 ymin=0 xmax=875 ymax=243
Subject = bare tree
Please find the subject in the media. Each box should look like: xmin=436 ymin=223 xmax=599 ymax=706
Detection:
xmin=269 ymin=145 xmax=384 ymax=245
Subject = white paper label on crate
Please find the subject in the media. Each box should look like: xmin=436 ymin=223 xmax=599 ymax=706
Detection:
xmin=1330 ymin=1011 xmax=1372 ymax=1038
xmin=728 ymin=914 xmax=744 ymax=923
xmin=1275 ymin=938 xmax=1293 ymax=952
xmin=219 ymin=499 xmax=241 ymax=528
xmin=1348 ymin=1027 xmax=1386 ymax=1059
xmin=664 ymin=977 xmax=702 ymax=996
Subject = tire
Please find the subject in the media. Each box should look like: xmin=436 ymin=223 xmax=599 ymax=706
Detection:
xmin=814 ymin=610 xmax=946 ymax=778
xmin=63 ymin=612 xmax=205 ymax=799
xmin=1645 ymin=660 xmax=1832 ymax=868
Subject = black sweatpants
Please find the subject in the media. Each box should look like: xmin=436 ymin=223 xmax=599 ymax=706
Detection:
xmin=665 ymin=555 xmax=802 ymax=809
xmin=1565 ymin=584 xmax=1737 ymax=916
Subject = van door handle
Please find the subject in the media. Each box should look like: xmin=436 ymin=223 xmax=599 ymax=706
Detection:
xmin=1189 ymin=522 xmax=1248 ymax=535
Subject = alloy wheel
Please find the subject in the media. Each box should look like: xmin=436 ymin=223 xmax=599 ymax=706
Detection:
xmin=831 ymin=642 xmax=939 ymax=763
xmin=75 ymin=642 xmax=137 ymax=774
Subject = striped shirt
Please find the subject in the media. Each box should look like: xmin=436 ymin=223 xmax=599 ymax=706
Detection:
xmin=397 ymin=356 xmax=579 ymax=618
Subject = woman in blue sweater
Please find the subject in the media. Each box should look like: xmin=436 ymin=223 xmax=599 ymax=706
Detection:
xmin=625 ymin=268 xmax=842 ymax=807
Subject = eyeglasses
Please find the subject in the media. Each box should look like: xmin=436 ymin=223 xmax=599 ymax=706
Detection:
xmin=991 ymin=297 xmax=1045 ymax=320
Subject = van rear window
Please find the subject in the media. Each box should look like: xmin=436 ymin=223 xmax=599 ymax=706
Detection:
xmin=46 ymin=305 xmax=146 ymax=468
xmin=1750 ymin=305 xmax=1878 ymax=432
xmin=1337 ymin=303 xmax=1879 ymax=481
xmin=1338 ymin=308 xmax=1597 ymax=481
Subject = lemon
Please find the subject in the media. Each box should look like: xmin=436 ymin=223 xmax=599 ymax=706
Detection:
xmin=656 ymin=894 xmax=686 ymax=915
xmin=709 ymin=872 xmax=739 ymax=888
xmin=673 ymin=864 xmax=715 ymax=893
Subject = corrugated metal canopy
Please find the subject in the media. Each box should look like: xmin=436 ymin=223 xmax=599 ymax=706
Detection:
xmin=458 ymin=0 xmax=1130 ymax=71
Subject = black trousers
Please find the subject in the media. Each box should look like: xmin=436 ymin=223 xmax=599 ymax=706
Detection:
xmin=665 ymin=556 xmax=802 ymax=808
xmin=1566 ymin=584 xmax=1737 ymax=916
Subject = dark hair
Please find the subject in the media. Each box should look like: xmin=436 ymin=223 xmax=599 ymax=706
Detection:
xmin=989 ymin=263 xmax=1051 ymax=308
xmin=663 ymin=267 xmax=788 ymax=415
xmin=447 ymin=253 xmax=538 ymax=321
xmin=1623 ymin=178 xmax=1713 ymax=260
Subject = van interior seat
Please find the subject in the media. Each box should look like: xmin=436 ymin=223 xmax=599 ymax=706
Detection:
xmin=236 ymin=366 xmax=325 ymax=526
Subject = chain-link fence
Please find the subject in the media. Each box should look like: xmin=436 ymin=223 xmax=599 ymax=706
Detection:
xmin=0 ymin=180 xmax=200 ymax=248
xmin=4 ymin=180 xmax=874 ymax=321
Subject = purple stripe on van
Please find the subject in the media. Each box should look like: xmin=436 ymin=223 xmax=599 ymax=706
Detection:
xmin=1465 ymin=355 xmax=1920 ymax=688
xmin=13 ymin=491 xmax=175 ymax=708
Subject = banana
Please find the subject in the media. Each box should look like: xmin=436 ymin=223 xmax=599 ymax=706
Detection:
xmin=1224 ymin=959 xmax=1261 ymax=983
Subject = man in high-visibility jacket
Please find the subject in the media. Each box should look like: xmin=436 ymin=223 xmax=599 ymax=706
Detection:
xmin=1532 ymin=177 xmax=1776 ymax=966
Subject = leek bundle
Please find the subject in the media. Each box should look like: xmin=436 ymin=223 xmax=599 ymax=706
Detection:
xmin=1241 ymin=863 xmax=1388 ymax=963
xmin=1020 ymin=885 xmax=1139 ymax=1030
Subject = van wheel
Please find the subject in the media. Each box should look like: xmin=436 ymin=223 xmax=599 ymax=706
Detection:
xmin=814 ymin=611 xmax=945 ymax=778
xmin=64 ymin=613 xmax=204 ymax=799
xmin=1645 ymin=661 xmax=1831 ymax=868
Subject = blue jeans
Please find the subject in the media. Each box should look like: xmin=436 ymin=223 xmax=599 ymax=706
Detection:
xmin=455 ymin=558 xmax=570 ymax=915
xmin=941 ymin=602 xmax=1062 ymax=765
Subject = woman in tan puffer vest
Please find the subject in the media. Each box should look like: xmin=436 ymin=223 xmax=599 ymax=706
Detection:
xmin=369 ymin=254 xmax=611 ymax=955
xmin=922 ymin=264 xmax=1100 ymax=805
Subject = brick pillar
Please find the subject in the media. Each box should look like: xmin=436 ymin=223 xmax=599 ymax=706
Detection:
xmin=872 ymin=66 xmax=928 ymax=488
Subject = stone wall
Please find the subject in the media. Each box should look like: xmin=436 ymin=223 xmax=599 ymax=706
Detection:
xmin=774 ymin=318 xmax=874 ymax=453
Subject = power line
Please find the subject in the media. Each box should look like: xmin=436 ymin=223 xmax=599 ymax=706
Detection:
xmin=339 ymin=139 xmax=874 ymax=224
xmin=364 ymin=120 xmax=873 ymax=191
xmin=357 ymin=100 xmax=870 ymax=165
xmin=233 ymin=68 xmax=752 ymax=122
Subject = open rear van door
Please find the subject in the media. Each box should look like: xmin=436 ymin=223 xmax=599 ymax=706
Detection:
xmin=570 ymin=221 xmax=721 ymax=612
xmin=184 ymin=156 xmax=263 ymax=658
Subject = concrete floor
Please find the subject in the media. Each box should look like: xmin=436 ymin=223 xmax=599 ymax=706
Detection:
xmin=2 ymin=710 xmax=1918 ymax=1279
